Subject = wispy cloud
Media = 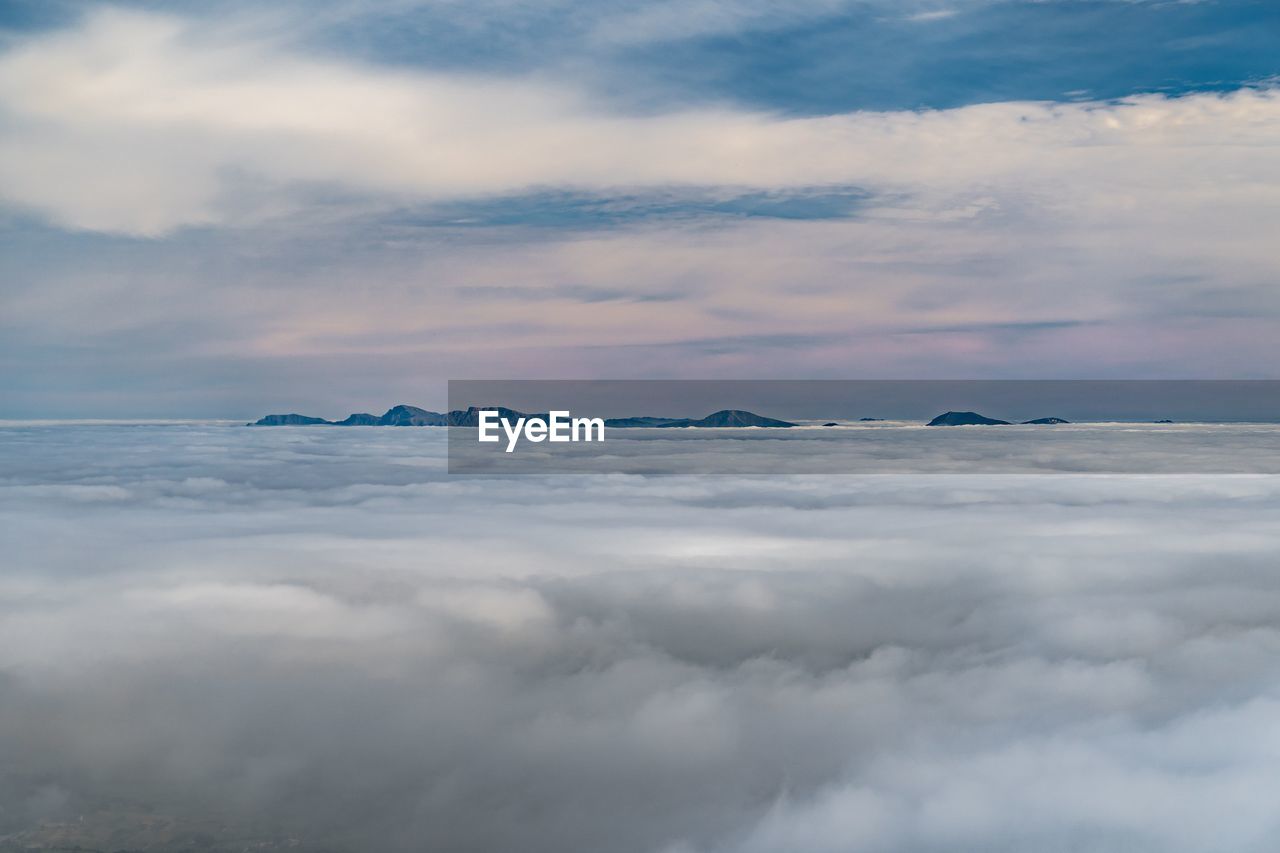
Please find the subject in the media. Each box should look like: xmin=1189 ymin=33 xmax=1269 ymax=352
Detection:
xmin=902 ymin=8 xmax=959 ymax=23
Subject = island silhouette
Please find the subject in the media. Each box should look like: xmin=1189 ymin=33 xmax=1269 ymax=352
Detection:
xmin=250 ymin=406 xmax=1075 ymax=428
xmin=250 ymin=405 xmax=796 ymax=428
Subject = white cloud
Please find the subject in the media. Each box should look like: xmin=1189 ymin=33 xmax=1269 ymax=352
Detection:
xmin=1 ymin=8 xmax=1278 ymax=236
xmin=902 ymin=9 xmax=960 ymax=23
xmin=3 ymin=424 xmax=1280 ymax=849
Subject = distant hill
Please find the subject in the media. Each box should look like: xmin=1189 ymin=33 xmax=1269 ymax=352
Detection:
xmin=333 ymin=413 xmax=383 ymax=425
xmin=250 ymin=406 xmax=793 ymax=428
xmin=672 ymin=409 xmax=794 ymax=428
xmin=249 ymin=404 xmax=446 ymax=426
xmin=1022 ymin=417 xmax=1070 ymax=424
xmin=379 ymin=405 xmax=449 ymax=426
xmin=446 ymin=406 xmax=544 ymax=427
xmin=926 ymin=411 xmax=1012 ymax=426
xmin=602 ymin=416 xmax=687 ymax=428
xmin=250 ymin=413 xmax=329 ymax=426
xmin=605 ymin=410 xmax=792 ymax=428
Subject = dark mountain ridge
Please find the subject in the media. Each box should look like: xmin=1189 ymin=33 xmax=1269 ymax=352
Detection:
xmin=249 ymin=406 xmax=794 ymax=428
xmin=927 ymin=411 xmax=1012 ymax=426
xmin=926 ymin=411 xmax=1069 ymax=426
xmin=251 ymin=406 xmax=1073 ymax=429
xmin=249 ymin=413 xmax=329 ymax=426
xmin=646 ymin=409 xmax=795 ymax=428
xmin=926 ymin=409 xmax=1075 ymax=425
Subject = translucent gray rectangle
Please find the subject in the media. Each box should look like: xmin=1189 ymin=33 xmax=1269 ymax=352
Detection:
xmin=446 ymin=380 xmax=1280 ymax=474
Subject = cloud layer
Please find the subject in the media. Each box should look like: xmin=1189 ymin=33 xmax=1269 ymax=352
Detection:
xmin=3 ymin=424 xmax=1280 ymax=851
xmin=3 ymin=7 xmax=1280 ymax=236
xmin=1 ymin=3 xmax=1278 ymax=413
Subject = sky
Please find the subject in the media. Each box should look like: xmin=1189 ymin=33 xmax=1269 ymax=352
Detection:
xmin=1 ymin=0 xmax=1279 ymax=417
xmin=5 ymin=423 xmax=1280 ymax=851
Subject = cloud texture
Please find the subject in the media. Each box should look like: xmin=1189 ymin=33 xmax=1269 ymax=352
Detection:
xmin=2 ymin=4 xmax=1279 ymax=413
xmin=2 ymin=7 xmax=1279 ymax=236
xmin=3 ymin=425 xmax=1280 ymax=851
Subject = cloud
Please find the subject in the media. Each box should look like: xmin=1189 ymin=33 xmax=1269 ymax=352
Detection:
xmin=3 ymin=424 xmax=1280 ymax=850
xmin=1 ymin=4 xmax=1279 ymax=413
xmin=1 ymin=7 xmax=1279 ymax=236
xmin=7 ymin=195 xmax=1280 ymax=419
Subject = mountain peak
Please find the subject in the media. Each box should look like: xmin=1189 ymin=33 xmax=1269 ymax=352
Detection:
xmin=926 ymin=411 xmax=1011 ymax=426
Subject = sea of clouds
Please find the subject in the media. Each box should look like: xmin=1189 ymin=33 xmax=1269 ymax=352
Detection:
xmin=3 ymin=424 xmax=1280 ymax=852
